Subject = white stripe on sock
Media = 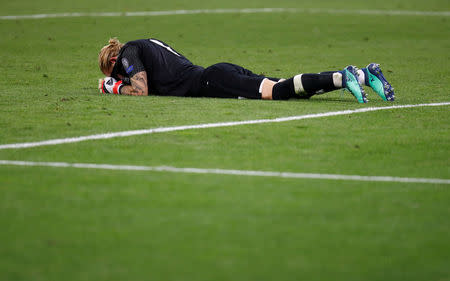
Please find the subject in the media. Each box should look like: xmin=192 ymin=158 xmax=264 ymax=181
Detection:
xmin=333 ymin=72 xmax=343 ymax=88
xmin=293 ymin=74 xmax=304 ymax=94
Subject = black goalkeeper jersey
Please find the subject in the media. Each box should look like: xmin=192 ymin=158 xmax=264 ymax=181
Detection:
xmin=111 ymin=39 xmax=204 ymax=96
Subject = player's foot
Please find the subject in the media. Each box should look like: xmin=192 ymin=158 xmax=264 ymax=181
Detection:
xmin=341 ymin=65 xmax=368 ymax=103
xmin=362 ymin=63 xmax=395 ymax=101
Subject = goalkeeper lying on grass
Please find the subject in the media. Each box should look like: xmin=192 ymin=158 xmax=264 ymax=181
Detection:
xmin=98 ymin=38 xmax=395 ymax=103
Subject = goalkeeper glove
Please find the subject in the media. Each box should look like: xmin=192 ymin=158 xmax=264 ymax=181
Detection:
xmin=99 ymin=77 xmax=123 ymax=94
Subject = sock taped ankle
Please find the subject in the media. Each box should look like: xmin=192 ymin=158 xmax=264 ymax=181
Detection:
xmin=293 ymin=74 xmax=304 ymax=94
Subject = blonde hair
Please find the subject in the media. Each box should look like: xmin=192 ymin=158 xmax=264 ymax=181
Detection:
xmin=98 ymin=38 xmax=124 ymax=73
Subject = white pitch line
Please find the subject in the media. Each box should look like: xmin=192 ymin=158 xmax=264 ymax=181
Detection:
xmin=0 ymin=102 xmax=449 ymax=150
xmin=0 ymin=8 xmax=449 ymax=20
xmin=0 ymin=160 xmax=448 ymax=184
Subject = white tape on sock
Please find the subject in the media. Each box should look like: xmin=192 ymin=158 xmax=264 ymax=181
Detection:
xmin=293 ymin=74 xmax=304 ymax=94
xmin=333 ymin=72 xmax=343 ymax=88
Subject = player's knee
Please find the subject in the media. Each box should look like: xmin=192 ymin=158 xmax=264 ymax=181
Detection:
xmin=261 ymin=79 xmax=276 ymax=100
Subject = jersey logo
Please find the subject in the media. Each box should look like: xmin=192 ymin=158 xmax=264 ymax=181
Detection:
xmin=121 ymin=58 xmax=134 ymax=74
xmin=126 ymin=65 xmax=134 ymax=74
xmin=122 ymin=58 xmax=129 ymax=69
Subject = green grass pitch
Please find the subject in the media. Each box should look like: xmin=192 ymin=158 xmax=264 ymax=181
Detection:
xmin=0 ymin=0 xmax=449 ymax=280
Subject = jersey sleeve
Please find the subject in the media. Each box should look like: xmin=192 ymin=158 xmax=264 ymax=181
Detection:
xmin=120 ymin=45 xmax=146 ymax=77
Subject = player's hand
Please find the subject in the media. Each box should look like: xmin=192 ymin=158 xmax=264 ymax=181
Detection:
xmin=98 ymin=77 xmax=123 ymax=94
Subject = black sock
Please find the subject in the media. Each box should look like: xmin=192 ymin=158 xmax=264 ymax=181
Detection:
xmin=301 ymin=73 xmax=337 ymax=95
xmin=272 ymin=73 xmax=339 ymax=100
xmin=272 ymin=78 xmax=295 ymax=100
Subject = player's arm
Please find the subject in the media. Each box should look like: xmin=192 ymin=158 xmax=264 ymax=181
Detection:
xmin=115 ymin=45 xmax=148 ymax=96
xmin=119 ymin=71 xmax=148 ymax=96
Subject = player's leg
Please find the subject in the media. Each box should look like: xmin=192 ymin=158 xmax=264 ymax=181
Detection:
xmin=320 ymin=64 xmax=395 ymax=101
xmin=272 ymin=65 xmax=368 ymax=103
xmin=199 ymin=63 xmax=272 ymax=99
xmin=199 ymin=62 xmax=341 ymax=101
xmin=271 ymin=72 xmax=341 ymax=99
xmin=198 ymin=63 xmax=370 ymax=103
xmin=237 ymin=64 xmax=281 ymax=83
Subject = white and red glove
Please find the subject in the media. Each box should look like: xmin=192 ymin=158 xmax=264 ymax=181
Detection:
xmin=98 ymin=77 xmax=123 ymax=95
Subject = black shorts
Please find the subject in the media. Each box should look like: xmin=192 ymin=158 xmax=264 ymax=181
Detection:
xmin=195 ymin=63 xmax=279 ymax=99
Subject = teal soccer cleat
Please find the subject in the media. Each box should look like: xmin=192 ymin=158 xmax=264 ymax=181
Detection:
xmin=363 ymin=63 xmax=395 ymax=101
xmin=342 ymin=65 xmax=368 ymax=103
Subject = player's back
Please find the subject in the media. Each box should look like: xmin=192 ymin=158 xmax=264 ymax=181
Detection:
xmin=126 ymin=39 xmax=204 ymax=96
